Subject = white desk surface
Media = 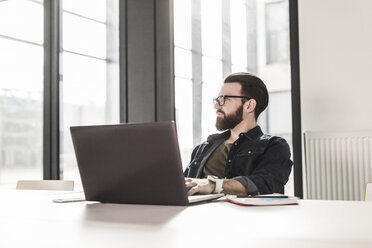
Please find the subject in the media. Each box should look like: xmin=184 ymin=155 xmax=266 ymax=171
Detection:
xmin=1 ymin=189 xmax=372 ymax=248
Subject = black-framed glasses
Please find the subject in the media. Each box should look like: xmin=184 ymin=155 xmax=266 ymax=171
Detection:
xmin=213 ymin=95 xmax=250 ymax=106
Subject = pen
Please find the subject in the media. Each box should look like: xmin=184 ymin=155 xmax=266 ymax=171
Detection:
xmin=237 ymin=195 xmax=288 ymax=198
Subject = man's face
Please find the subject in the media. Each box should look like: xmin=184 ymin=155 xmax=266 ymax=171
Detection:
xmin=215 ymin=83 xmax=245 ymax=131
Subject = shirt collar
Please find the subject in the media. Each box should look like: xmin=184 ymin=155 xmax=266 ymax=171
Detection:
xmin=207 ymin=125 xmax=263 ymax=143
xmin=241 ymin=125 xmax=263 ymax=140
xmin=207 ymin=130 xmax=230 ymax=143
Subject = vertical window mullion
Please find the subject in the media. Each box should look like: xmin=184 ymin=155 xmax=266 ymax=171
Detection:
xmin=119 ymin=0 xmax=128 ymax=123
xmin=289 ymin=0 xmax=303 ymax=198
xmin=44 ymin=0 xmax=61 ymax=180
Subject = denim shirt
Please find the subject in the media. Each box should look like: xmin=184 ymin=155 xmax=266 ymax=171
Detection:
xmin=184 ymin=126 xmax=293 ymax=195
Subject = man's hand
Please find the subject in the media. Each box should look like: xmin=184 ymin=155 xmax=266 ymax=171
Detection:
xmin=185 ymin=178 xmax=216 ymax=196
xmin=185 ymin=178 xmax=249 ymax=196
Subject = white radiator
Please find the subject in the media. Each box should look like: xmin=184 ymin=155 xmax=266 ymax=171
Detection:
xmin=304 ymin=131 xmax=372 ymax=201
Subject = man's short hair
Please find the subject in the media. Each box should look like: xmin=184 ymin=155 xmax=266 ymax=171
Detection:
xmin=224 ymin=72 xmax=269 ymax=120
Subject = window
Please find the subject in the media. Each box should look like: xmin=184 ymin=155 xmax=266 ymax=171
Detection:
xmin=265 ymin=1 xmax=289 ymax=64
xmin=174 ymin=0 xmax=293 ymax=194
xmin=0 ymin=0 xmax=44 ymax=185
xmin=0 ymin=0 xmax=119 ymax=186
xmin=61 ymin=0 xmax=119 ymax=182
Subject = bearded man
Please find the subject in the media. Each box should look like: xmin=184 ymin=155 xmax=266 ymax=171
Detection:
xmin=184 ymin=72 xmax=293 ymax=196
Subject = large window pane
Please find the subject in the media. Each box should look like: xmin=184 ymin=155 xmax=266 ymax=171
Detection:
xmin=63 ymin=0 xmax=106 ymax=22
xmin=175 ymin=78 xmax=193 ymax=168
xmin=268 ymin=91 xmax=292 ymax=141
xmin=61 ymin=54 xmax=108 ymax=181
xmin=174 ymin=0 xmax=293 ymax=194
xmin=63 ymin=12 xmax=106 ymax=58
xmin=174 ymin=47 xmax=192 ymax=79
xmin=230 ymin=0 xmax=247 ymax=67
xmin=61 ymin=0 xmax=119 ymax=182
xmin=202 ymin=56 xmax=222 ymax=83
xmin=173 ymin=0 xmax=191 ymax=50
xmin=0 ymin=39 xmax=43 ymax=91
xmin=0 ymin=20 xmax=43 ymax=185
xmin=265 ymin=1 xmax=289 ymax=64
xmin=63 ymin=53 xmax=107 ymax=105
xmin=201 ymin=0 xmax=222 ymax=59
xmin=201 ymin=81 xmax=222 ymax=141
xmin=0 ymin=0 xmax=43 ymax=44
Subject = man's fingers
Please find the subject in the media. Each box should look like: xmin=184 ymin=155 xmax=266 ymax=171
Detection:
xmin=185 ymin=182 xmax=197 ymax=190
xmin=187 ymin=185 xmax=200 ymax=196
xmin=185 ymin=178 xmax=193 ymax=183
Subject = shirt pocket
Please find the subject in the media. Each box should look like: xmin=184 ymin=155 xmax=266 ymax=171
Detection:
xmin=231 ymin=148 xmax=265 ymax=176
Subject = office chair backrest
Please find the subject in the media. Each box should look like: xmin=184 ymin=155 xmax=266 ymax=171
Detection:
xmin=16 ymin=180 xmax=74 ymax=191
xmin=365 ymin=183 xmax=372 ymax=201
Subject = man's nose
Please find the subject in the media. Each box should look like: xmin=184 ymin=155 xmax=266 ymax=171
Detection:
xmin=214 ymin=102 xmax=222 ymax=109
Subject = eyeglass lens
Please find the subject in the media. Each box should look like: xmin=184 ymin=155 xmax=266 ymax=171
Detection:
xmin=213 ymin=96 xmax=225 ymax=106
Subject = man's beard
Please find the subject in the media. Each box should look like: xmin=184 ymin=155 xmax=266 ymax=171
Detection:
xmin=215 ymin=105 xmax=243 ymax=131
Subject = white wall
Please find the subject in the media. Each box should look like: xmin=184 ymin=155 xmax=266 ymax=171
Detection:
xmin=298 ymin=0 xmax=372 ymax=132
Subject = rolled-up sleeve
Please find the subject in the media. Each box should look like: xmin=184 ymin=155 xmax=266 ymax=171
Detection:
xmin=233 ymin=176 xmax=259 ymax=195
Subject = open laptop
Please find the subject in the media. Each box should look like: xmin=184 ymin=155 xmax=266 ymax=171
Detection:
xmin=70 ymin=121 xmax=223 ymax=206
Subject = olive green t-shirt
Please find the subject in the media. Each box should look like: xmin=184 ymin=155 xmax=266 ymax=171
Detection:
xmin=202 ymin=141 xmax=232 ymax=179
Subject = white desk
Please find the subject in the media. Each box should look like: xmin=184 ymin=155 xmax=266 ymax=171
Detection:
xmin=1 ymin=189 xmax=372 ymax=248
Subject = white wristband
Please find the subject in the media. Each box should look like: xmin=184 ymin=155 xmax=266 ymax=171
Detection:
xmin=213 ymin=179 xmax=224 ymax=194
xmin=207 ymin=175 xmax=224 ymax=194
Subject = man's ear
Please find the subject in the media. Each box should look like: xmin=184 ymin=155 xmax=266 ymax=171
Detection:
xmin=245 ymin=99 xmax=256 ymax=113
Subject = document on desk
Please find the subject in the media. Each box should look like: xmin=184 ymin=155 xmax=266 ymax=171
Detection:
xmin=52 ymin=191 xmax=86 ymax=203
xmin=226 ymin=195 xmax=298 ymax=206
